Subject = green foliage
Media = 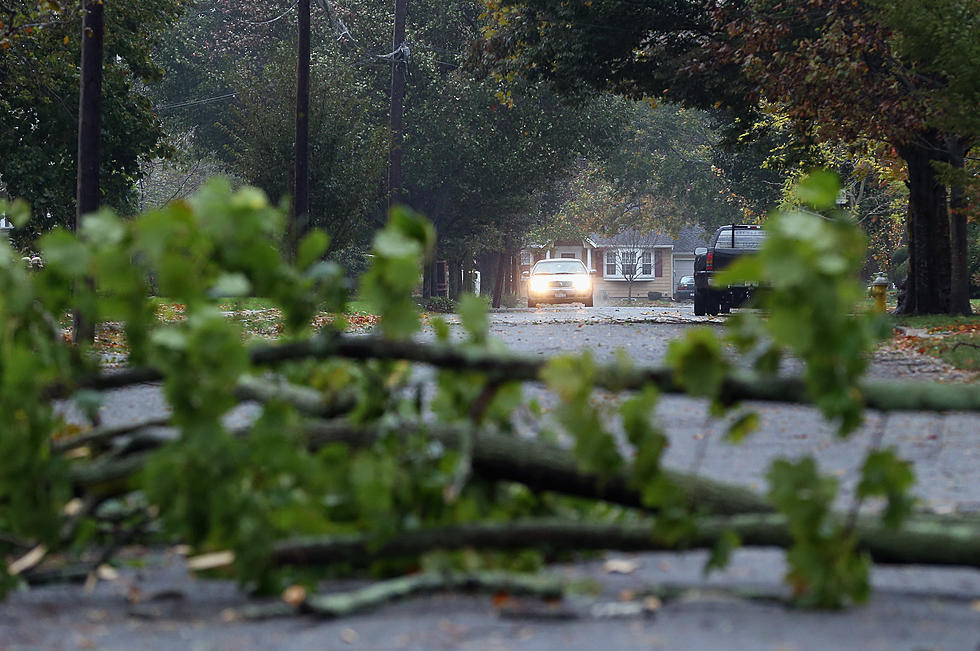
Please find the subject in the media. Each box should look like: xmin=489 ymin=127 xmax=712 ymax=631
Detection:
xmin=767 ymin=458 xmax=870 ymax=608
xmin=541 ymin=354 xmax=622 ymax=481
xmin=360 ymin=206 xmax=435 ymax=339
xmin=666 ymin=328 xmax=729 ymax=401
xmin=722 ymin=172 xmax=891 ymax=434
xmin=224 ymin=53 xmax=388 ymax=253
xmin=0 ymin=174 xmax=926 ymax=608
xmin=857 ymin=450 xmax=915 ymax=529
xmin=0 ymin=0 xmax=183 ymax=237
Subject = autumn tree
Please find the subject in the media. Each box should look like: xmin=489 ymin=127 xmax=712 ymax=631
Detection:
xmin=482 ymin=0 xmax=977 ymax=314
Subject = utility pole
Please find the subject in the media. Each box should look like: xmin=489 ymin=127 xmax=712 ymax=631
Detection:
xmin=293 ymin=0 xmax=311 ymax=254
xmin=75 ymin=0 xmax=104 ymax=343
xmin=387 ymin=0 xmax=408 ymax=208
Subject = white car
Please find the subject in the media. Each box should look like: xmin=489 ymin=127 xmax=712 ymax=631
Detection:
xmin=526 ymin=258 xmax=594 ymax=307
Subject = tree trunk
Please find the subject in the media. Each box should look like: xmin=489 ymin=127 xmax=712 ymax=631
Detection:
xmin=947 ymin=139 xmax=971 ymax=315
xmin=462 ymin=253 xmax=474 ymax=294
xmin=478 ymin=252 xmax=495 ymax=298
xmin=74 ymin=0 xmax=104 ymax=344
xmin=492 ymin=250 xmax=506 ymax=308
xmin=291 ymin=0 xmax=311 ymax=257
xmin=895 ymin=138 xmax=952 ymax=315
xmin=387 ymin=0 xmax=408 ymax=208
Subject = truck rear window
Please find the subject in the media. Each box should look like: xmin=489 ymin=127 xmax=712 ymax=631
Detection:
xmin=712 ymin=228 xmax=766 ymax=249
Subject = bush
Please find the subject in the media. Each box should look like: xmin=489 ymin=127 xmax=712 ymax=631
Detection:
xmin=417 ymin=296 xmax=456 ymax=313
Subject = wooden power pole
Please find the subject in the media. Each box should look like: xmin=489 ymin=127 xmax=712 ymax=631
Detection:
xmin=293 ymin=0 xmax=311 ymax=253
xmin=75 ymin=0 xmax=105 ymax=343
xmin=387 ymin=0 xmax=408 ymax=208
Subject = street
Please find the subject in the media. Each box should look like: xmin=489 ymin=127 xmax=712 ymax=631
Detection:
xmin=13 ymin=305 xmax=980 ymax=651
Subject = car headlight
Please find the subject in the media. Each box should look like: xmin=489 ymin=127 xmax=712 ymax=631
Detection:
xmin=530 ymin=277 xmax=548 ymax=293
xmin=572 ymin=276 xmax=590 ymax=291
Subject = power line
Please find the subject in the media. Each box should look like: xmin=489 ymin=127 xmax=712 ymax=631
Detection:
xmin=156 ymin=92 xmax=238 ymax=112
xmin=244 ymin=2 xmax=297 ymax=26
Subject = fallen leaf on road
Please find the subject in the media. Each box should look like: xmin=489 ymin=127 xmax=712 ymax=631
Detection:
xmin=282 ymin=584 xmax=306 ymax=607
xmin=603 ymin=558 xmax=641 ymax=574
xmin=340 ymin=627 xmax=359 ymax=644
xmin=971 ymin=599 xmax=980 ymax=613
xmin=8 ymin=544 xmax=47 ymax=575
xmin=96 ymin=564 xmax=119 ymax=581
xmin=186 ymin=550 xmax=235 ymax=571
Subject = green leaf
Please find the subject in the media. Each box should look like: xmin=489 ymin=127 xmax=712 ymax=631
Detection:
xmin=459 ymin=294 xmax=489 ymax=343
xmin=704 ymin=530 xmax=740 ymax=576
xmin=793 ymin=170 xmax=839 ymax=211
xmin=857 ymin=449 xmax=915 ymax=528
xmin=725 ymin=411 xmax=759 ymax=444
xmin=150 ymin=328 xmax=188 ymax=351
xmin=209 ymin=273 xmax=252 ymax=298
xmin=80 ymin=209 xmax=126 ymax=246
xmin=1 ymin=198 xmax=31 ymax=228
xmin=665 ymin=328 xmax=727 ymax=399
xmin=431 ymin=317 xmax=450 ymax=342
xmin=297 ymin=230 xmax=330 ymax=271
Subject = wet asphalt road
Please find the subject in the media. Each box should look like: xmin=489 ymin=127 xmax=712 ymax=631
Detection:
xmin=15 ymin=304 xmax=980 ymax=650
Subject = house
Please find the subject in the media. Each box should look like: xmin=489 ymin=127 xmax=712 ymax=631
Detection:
xmin=520 ymin=226 xmax=707 ymax=301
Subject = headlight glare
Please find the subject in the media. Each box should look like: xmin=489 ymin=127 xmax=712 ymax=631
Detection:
xmin=573 ymin=276 xmax=591 ymax=291
xmin=530 ymin=277 xmax=548 ymax=293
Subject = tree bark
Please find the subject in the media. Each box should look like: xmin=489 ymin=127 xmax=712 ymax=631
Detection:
xmin=291 ymin=0 xmax=311 ymax=256
xmin=65 ymin=334 xmax=980 ymax=412
xmin=947 ymin=139 xmax=972 ymax=315
xmin=303 ymin=420 xmax=776 ymax=515
xmin=74 ymin=0 xmax=104 ymax=343
xmin=492 ymin=250 xmax=506 ymax=308
xmin=895 ymin=137 xmax=952 ymax=315
xmin=270 ymin=516 xmax=980 ymax=569
xmin=387 ymin=0 xmax=408 ymax=208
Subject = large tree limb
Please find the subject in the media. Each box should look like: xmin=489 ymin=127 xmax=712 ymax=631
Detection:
xmin=67 ymin=416 xmax=774 ymax=517
xmin=270 ymin=516 xmax=980 ymax=569
xmin=304 ymin=420 xmax=775 ymax=516
xmin=64 ymin=334 xmax=980 ymax=412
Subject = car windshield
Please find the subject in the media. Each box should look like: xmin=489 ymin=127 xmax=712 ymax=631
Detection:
xmin=532 ymin=260 xmax=586 ymax=274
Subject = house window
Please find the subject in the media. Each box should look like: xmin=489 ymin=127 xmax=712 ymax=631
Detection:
xmin=605 ymin=251 xmax=617 ymax=276
xmin=641 ymin=251 xmax=652 ymax=275
xmin=560 ymin=252 xmax=576 ymax=259
xmin=520 ymin=250 xmax=531 ymax=266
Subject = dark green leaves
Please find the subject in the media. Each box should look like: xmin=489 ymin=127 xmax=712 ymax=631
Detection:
xmin=858 ymin=449 xmax=915 ymax=528
xmin=767 ymin=458 xmax=870 ymax=608
xmin=360 ymin=206 xmax=435 ymax=339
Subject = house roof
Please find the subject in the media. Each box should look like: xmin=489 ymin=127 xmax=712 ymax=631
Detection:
xmin=589 ymin=225 xmax=708 ymax=253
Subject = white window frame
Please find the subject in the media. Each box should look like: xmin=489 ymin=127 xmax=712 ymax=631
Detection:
xmin=603 ymin=247 xmax=657 ymax=280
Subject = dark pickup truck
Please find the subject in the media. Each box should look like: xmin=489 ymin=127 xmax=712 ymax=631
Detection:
xmin=693 ymin=224 xmax=766 ymax=315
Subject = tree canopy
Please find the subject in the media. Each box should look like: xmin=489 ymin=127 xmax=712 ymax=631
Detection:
xmin=0 ymin=0 xmax=183 ymax=239
xmin=483 ymin=0 xmax=977 ymax=314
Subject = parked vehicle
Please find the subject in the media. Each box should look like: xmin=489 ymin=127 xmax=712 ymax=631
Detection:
xmin=674 ymin=275 xmax=695 ymax=301
xmin=525 ymin=258 xmax=594 ymax=307
xmin=694 ymin=224 xmax=766 ymax=316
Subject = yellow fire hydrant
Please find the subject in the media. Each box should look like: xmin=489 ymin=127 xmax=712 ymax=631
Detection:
xmin=871 ymin=274 xmax=889 ymax=313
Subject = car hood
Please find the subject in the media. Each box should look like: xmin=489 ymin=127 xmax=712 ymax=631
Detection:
xmin=531 ymin=273 xmax=588 ymax=281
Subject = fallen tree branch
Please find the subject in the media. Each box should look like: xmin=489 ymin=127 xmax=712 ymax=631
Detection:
xmin=63 ymin=334 xmax=980 ymax=412
xmin=68 ymin=417 xmax=775 ymax=517
xmin=238 ymin=570 xmax=564 ymax=620
xmin=270 ymin=515 xmax=980 ymax=569
xmin=55 ymin=376 xmax=354 ymax=454
xmin=304 ymin=420 xmax=776 ymax=516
